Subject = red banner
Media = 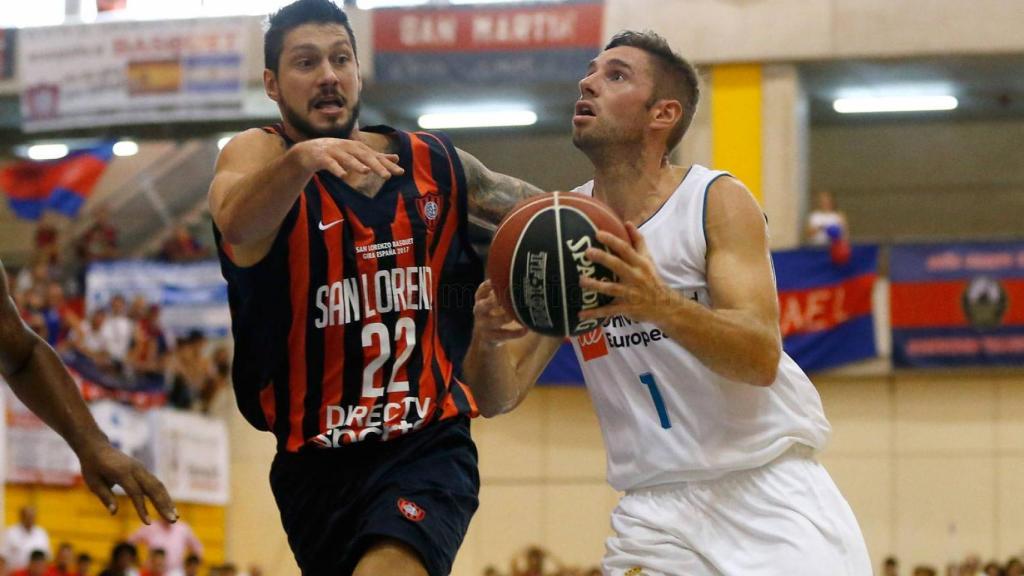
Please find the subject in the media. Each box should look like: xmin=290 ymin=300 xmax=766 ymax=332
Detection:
xmin=374 ymin=2 xmax=603 ymax=53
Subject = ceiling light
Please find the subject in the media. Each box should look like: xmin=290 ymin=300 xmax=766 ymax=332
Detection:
xmin=418 ymin=109 xmax=538 ymax=129
xmin=355 ymin=0 xmax=430 ymax=8
xmin=833 ymin=95 xmax=958 ymax=114
xmin=27 ymin=144 xmax=69 ymax=161
xmin=113 ymin=140 xmax=139 ymax=157
xmin=449 ymin=0 xmax=564 ymax=4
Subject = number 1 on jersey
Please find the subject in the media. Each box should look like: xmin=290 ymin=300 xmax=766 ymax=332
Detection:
xmin=638 ymin=372 xmax=672 ymax=429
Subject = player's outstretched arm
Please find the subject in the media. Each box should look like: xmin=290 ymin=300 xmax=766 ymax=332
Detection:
xmin=210 ymin=129 xmax=403 ymax=265
xmin=0 ymin=261 xmax=178 ymax=524
xmin=456 ymin=148 xmax=546 ymax=228
xmin=463 ymin=281 xmax=562 ymax=417
xmin=578 ymin=177 xmax=781 ymax=386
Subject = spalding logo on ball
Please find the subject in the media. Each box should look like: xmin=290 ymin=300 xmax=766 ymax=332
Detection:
xmin=487 ymin=192 xmax=629 ymax=337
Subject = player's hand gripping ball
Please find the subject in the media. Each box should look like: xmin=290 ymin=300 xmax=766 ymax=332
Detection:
xmin=486 ymin=192 xmax=629 ymax=337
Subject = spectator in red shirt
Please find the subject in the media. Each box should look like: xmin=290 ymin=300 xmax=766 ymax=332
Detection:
xmin=158 ymin=226 xmax=208 ymax=263
xmin=77 ymin=208 xmax=119 ymax=265
xmin=47 ymin=543 xmax=73 ymax=576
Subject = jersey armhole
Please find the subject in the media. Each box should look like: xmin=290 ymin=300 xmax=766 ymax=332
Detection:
xmin=701 ymin=172 xmax=733 ymax=258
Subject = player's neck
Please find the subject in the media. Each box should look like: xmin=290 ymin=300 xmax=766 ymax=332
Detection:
xmin=591 ymin=150 xmax=682 ymax=225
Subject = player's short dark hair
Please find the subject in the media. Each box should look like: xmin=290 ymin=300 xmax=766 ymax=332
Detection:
xmin=264 ymin=0 xmax=356 ymax=74
xmin=605 ymin=30 xmax=700 ymax=153
xmin=151 ymin=548 xmax=166 ymax=558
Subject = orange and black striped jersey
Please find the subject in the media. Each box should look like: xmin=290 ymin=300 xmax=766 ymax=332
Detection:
xmin=214 ymin=124 xmax=483 ymax=452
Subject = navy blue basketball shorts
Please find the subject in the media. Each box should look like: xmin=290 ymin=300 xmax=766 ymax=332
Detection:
xmin=269 ymin=416 xmax=479 ymax=576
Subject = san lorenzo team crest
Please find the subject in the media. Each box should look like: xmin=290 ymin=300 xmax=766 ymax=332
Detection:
xmin=397 ymin=497 xmax=426 ymax=522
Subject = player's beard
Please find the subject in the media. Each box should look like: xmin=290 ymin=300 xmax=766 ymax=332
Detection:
xmin=281 ymin=95 xmax=361 ymax=140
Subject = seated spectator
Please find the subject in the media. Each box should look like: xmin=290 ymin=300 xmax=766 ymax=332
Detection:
xmin=69 ymin=308 xmax=110 ymax=368
xmin=10 ymin=550 xmax=47 ymax=576
xmin=14 ymin=263 xmax=53 ymax=296
xmin=34 ymin=214 xmax=61 ymax=267
xmin=77 ymin=207 xmax=119 ymax=265
xmin=73 ymin=553 xmax=92 ymax=576
xmin=1007 ymin=558 xmax=1024 ymax=576
xmin=159 ymin=226 xmax=208 ymax=263
xmin=99 ymin=295 xmax=133 ymax=375
xmin=882 ymin=556 xmax=899 ymax=576
xmin=50 ymin=543 xmax=74 ymax=576
xmin=168 ymin=331 xmax=210 ymax=410
xmin=912 ymin=567 xmax=937 ymax=576
xmin=983 ymin=561 xmax=1003 ymax=576
xmin=182 ymin=555 xmax=201 ymax=576
xmin=128 ymin=305 xmax=168 ymax=391
xmin=141 ymin=548 xmax=167 ymax=576
xmin=98 ymin=542 xmax=137 ymax=576
xmin=198 ymin=345 xmax=231 ymax=416
xmin=43 ymin=282 xmax=77 ymax=349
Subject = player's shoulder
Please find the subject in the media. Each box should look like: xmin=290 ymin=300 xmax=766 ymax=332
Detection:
xmin=216 ymin=127 xmax=287 ymax=170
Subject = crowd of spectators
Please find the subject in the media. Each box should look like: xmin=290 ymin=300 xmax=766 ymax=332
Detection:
xmin=9 ymin=216 xmax=229 ymax=416
xmin=0 ymin=506 xmax=260 ymax=576
xmin=882 ymin=554 xmax=1024 ymax=576
xmin=481 ymin=547 xmax=600 ymax=576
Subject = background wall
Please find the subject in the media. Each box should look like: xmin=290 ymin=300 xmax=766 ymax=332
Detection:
xmin=811 ymin=119 xmax=1024 ymax=242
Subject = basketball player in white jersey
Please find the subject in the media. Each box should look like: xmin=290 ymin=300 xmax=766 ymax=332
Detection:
xmin=464 ymin=31 xmax=872 ymax=575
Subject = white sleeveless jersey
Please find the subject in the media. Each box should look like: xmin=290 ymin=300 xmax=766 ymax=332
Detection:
xmin=570 ymin=165 xmax=831 ymax=492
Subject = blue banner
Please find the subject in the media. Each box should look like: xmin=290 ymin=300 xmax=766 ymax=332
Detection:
xmin=773 ymin=246 xmax=878 ymax=373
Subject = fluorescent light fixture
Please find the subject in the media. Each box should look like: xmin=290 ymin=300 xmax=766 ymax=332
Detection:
xmin=27 ymin=144 xmax=69 ymax=161
xmin=113 ymin=140 xmax=139 ymax=157
xmin=355 ymin=0 xmax=430 ymax=8
xmin=833 ymin=95 xmax=958 ymax=114
xmin=217 ymin=135 xmax=235 ymax=150
xmin=450 ymin=0 xmax=564 ymax=4
xmin=418 ymin=109 xmax=538 ymax=129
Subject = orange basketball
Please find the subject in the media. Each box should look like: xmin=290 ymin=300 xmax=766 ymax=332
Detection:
xmin=487 ymin=192 xmax=629 ymax=337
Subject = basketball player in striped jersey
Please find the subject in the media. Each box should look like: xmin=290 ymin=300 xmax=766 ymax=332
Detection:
xmin=466 ymin=31 xmax=872 ymax=575
xmin=208 ymin=1 xmax=543 ymax=574
xmin=0 ymin=260 xmax=177 ymax=526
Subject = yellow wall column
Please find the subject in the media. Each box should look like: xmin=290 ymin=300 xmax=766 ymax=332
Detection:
xmin=711 ymin=64 xmax=763 ymax=204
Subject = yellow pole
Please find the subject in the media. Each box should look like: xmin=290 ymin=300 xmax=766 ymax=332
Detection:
xmin=711 ymin=64 xmax=763 ymax=204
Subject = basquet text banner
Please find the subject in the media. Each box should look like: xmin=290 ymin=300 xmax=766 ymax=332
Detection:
xmin=18 ymin=17 xmax=248 ymax=132
xmin=538 ymin=245 xmax=878 ymax=384
xmin=890 ymin=242 xmax=1024 ymax=367
xmin=373 ymin=1 xmax=604 ymax=83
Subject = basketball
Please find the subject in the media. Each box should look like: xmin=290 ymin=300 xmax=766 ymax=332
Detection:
xmin=487 ymin=192 xmax=629 ymax=337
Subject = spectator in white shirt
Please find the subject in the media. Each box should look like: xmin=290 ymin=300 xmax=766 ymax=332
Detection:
xmin=2 ymin=506 xmax=50 ymax=570
xmin=99 ymin=295 xmax=133 ymax=367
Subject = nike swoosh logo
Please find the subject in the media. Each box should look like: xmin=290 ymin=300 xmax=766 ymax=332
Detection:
xmin=318 ymin=219 xmax=344 ymax=231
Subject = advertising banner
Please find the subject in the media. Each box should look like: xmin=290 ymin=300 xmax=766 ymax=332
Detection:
xmin=891 ymin=242 xmax=1024 ymax=367
xmin=19 ymin=17 xmax=248 ymax=132
xmin=373 ymin=1 xmax=604 ymax=83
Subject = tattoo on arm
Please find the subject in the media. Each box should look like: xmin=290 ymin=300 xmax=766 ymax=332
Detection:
xmin=458 ymin=148 xmax=545 ymax=227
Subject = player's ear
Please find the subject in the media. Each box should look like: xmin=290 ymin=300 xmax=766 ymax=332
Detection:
xmin=650 ymin=99 xmax=682 ymax=134
xmin=264 ymin=69 xmax=280 ymax=103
